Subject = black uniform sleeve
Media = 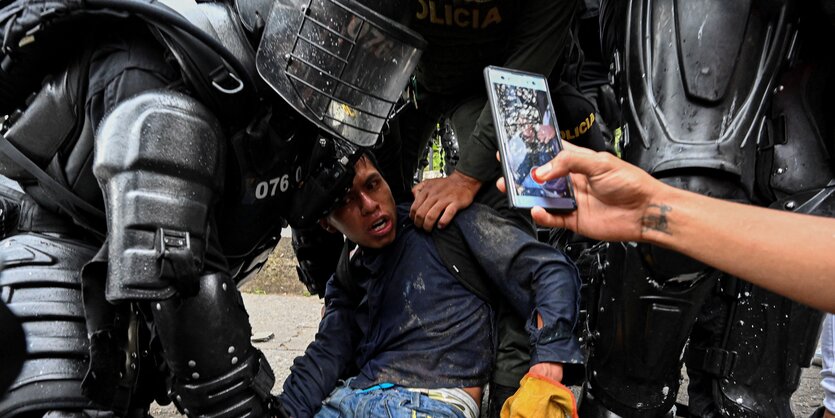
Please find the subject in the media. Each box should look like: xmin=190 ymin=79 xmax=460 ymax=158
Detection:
xmin=452 ymin=204 xmax=585 ymax=384
xmin=278 ymin=277 xmax=362 ymax=418
xmin=456 ymin=0 xmax=580 ymax=183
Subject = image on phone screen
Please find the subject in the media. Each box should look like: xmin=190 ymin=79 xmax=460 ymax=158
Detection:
xmin=485 ymin=67 xmax=575 ymax=211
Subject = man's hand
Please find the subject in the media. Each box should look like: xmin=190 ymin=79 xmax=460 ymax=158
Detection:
xmin=410 ymin=170 xmax=481 ymax=231
xmin=497 ymin=142 xmax=666 ymax=242
xmin=528 ymin=362 xmax=564 ymax=383
xmin=502 ymin=364 xmax=577 ymax=418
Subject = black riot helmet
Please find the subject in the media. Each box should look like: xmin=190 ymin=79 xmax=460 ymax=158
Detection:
xmin=245 ymin=0 xmax=426 ymax=147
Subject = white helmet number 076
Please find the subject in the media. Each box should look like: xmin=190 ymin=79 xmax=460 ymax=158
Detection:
xmin=255 ymin=174 xmax=290 ymax=199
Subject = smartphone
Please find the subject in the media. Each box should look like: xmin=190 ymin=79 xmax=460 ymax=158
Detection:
xmin=484 ymin=66 xmax=577 ymax=212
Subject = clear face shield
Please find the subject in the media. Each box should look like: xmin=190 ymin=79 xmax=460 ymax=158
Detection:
xmin=255 ymin=0 xmax=426 ymax=147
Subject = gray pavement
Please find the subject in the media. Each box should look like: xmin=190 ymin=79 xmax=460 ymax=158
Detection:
xmin=151 ymin=293 xmax=825 ymax=417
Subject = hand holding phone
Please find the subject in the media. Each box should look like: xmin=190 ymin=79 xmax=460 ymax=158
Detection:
xmin=484 ymin=66 xmax=577 ymax=212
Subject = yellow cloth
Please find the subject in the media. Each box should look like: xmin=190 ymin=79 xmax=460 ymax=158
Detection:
xmin=500 ymin=372 xmax=578 ymax=418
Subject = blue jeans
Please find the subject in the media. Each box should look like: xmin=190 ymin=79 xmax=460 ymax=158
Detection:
xmin=313 ymin=382 xmax=468 ymax=418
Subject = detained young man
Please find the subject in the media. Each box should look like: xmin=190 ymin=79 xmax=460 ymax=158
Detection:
xmin=278 ymin=153 xmax=584 ymax=418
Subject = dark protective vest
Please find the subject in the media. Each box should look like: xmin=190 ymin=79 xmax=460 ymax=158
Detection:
xmin=604 ymin=0 xmax=835 ymax=208
xmin=411 ymin=0 xmax=519 ymax=94
xmin=0 ymin=0 xmax=312 ymax=284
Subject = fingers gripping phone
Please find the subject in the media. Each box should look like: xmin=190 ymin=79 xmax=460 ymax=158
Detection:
xmin=484 ymin=66 xmax=577 ymax=212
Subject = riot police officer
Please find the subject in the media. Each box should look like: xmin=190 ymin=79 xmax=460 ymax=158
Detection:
xmin=572 ymin=1 xmax=835 ymax=416
xmin=0 ymin=0 xmax=423 ymax=416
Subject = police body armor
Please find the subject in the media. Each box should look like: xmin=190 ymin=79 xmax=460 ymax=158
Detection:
xmin=0 ymin=0 xmax=424 ymax=416
xmin=577 ymin=1 xmax=835 ymax=416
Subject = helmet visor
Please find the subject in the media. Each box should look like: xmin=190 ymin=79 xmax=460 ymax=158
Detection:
xmin=256 ymin=0 xmax=426 ymax=146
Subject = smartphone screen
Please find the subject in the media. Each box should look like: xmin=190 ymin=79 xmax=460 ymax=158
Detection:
xmin=484 ymin=66 xmax=576 ymax=211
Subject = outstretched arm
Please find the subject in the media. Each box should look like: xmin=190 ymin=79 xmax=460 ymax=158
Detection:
xmin=500 ymin=143 xmax=835 ymax=313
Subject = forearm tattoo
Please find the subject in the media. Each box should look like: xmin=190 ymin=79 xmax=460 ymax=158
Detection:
xmin=641 ymin=204 xmax=672 ymax=235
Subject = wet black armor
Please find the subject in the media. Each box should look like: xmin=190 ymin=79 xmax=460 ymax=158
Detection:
xmin=576 ymin=1 xmax=835 ymax=416
xmin=0 ymin=0 xmax=424 ymax=416
xmin=0 ymin=5 xmax=284 ymax=416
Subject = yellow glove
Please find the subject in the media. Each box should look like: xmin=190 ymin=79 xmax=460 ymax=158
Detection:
xmin=500 ymin=372 xmax=578 ymax=418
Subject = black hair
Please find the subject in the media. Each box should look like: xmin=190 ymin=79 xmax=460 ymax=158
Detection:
xmin=358 ymin=148 xmax=381 ymax=170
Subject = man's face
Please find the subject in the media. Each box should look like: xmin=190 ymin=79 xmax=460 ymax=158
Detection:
xmin=322 ymin=157 xmax=397 ymax=249
xmin=537 ymin=124 xmax=556 ymax=143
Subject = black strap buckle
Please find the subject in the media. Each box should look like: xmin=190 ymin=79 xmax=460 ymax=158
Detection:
xmin=156 ymin=228 xmax=199 ymax=284
xmin=688 ymin=346 xmax=737 ymax=378
xmin=159 ymin=228 xmax=191 ymax=251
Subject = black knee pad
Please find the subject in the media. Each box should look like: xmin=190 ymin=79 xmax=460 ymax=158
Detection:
xmin=170 ymin=350 xmax=275 ymax=417
xmin=580 ymin=242 xmax=717 ymax=417
xmin=152 ymin=273 xmax=276 ymax=417
xmin=689 ymin=277 xmax=823 ymax=417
